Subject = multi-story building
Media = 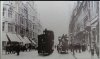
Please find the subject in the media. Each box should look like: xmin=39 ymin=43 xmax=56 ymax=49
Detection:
xmin=25 ymin=1 xmax=43 ymax=47
xmin=2 ymin=1 xmax=43 ymax=49
xmin=2 ymin=1 xmax=23 ymax=50
xmin=69 ymin=1 xmax=99 ymax=51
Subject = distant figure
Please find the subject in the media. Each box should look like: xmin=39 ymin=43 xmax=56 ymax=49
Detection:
xmin=72 ymin=44 xmax=75 ymax=55
xmin=15 ymin=44 xmax=21 ymax=56
xmin=5 ymin=44 xmax=10 ymax=54
xmin=91 ymin=47 xmax=94 ymax=56
xmin=95 ymin=47 xmax=99 ymax=58
xmin=55 ymin=45 xmax=57 ymax=49
xmin=28 ymin=44 xmax=32 ymax=51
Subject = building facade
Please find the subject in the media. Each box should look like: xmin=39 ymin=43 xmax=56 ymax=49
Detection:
xmin=69 ymin=1 xmax=99 ymax=53
xmin=2 ymin=1 xmax=43 ymax=48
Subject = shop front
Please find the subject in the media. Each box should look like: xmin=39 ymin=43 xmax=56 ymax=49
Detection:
xmin=2 ymin=32 xmax=10 ymax=50
xmin=6 ymin=33 xmax=23 ymax=45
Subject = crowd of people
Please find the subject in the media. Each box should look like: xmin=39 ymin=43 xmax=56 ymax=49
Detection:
xmin=69 ymin=44 xmax=86 ymax=54
xmin=56 ymin=43 xmax=86 ymax=54
xmin=4 ymin=42 xmax=36 ymax=56
xmin=56 ymin=43 xmax=99 ymax=58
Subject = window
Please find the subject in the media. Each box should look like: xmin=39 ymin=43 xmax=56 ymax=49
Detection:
xmin=8 ymin=23 xmax=11 ymax=32
xmin=8 ymin=9 xmax=10 ymax=17
xmin=8 ymin=7 xmax=13 ymax=18
xmin=2 ymin=22 xmax=5 ymax=31
xmin=93 ymin=2 xmax=96 ymax=14
xmin=22 ymin=17 xmax=23 ymax=24
xmin=15 ymin=13 xmax=17 ymax=21
xmin=15 ymin=25 xmax=17 ymax=33
xmin=33 ymin=25 xmax=34 ymax=29
xmin=33 ymin=32 xmax=34 ymax=37
xmin=8 ymin=23 xmax=13 ymax=32
xmin=20 ymin=16 xmax=22 ymax=24
xmin=90 ymin=2 xmax=93 ymax=13
xmin=20 ymin=16 xmax=23 ymax=24
xmin=84 ymin=16 xmax=88 ymax=27
xmin=96 ymin=2 xmax=99 ymax=14
xmin=3 ymin=7 xmax=6 ymax=16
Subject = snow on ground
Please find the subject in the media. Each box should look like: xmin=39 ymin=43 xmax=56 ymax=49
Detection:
xmin=1 ymin=49 xmax=75 ymax=59
xmin=2 ymin=49 xmax=99 ymax=59
xmin=70 ymin=50 xmax=99 ymax=59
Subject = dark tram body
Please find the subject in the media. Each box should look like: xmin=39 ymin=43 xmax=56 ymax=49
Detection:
xmin=38 ymin=29 xmax=54 ymax=56
xmin=57 ymin=34 xmax=69 ymax=54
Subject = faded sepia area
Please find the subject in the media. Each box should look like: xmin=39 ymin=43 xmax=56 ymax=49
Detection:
xmin=1 ymin=1 xmax=100 ymax=59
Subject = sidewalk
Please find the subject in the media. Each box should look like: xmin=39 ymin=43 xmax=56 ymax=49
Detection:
xmin=71 ymin=50 xmax=99 ymax=59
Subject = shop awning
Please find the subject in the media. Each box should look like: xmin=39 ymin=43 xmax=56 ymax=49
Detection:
xmin=31 ymin=40 xmax=36 ymax=45
xmin=13 ymin=34 xmax=23 ymax=42
xmin=24 ymin=37 xmax=31 ymax=43
xmin=17 ymin=35 xmax=27 ymax=44
xmin=2 ymin=32 xmax=8 ymax=41
xmin=7 ymin=33 xmax=22 ymax=42
xmin=17 ymin=35 xmax=31 ymax=44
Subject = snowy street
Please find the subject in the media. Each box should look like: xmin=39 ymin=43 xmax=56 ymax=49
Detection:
xmin=71 ymin=50 xmax=99 ymax=59
xmin=2 ymin=49 xmax=75 ymax=59
xmin=1 ymin=1 xmax=100 ymax=59
xmin=2 ymin=49 xmax=99 ymax=59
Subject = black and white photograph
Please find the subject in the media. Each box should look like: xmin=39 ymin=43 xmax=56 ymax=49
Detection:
xmin=1 ymin=1 xmax=100 ymax=59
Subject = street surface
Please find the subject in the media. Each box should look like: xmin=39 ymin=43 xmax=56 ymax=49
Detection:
xmin=71 ymin=50 xmax=99 ymax=59
xmin=2 ymin=49 xmax=75 ymax=59
xmin=2 ymin=49 xmax=99 ymax=59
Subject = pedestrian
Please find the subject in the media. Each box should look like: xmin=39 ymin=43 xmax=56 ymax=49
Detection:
xmin=72 ymin=44 xmax=75 ymax=55
xmin=55 ymin=45 xmax=56 ymax=49
xmin=91 ymin=47 xmax=94 ymax=56
xmin=28 ymin=44 xmax=32 ymax=51
xmin=10 ymin=44 xmax=13 ymax=54
xmin=96 ymin=47 xmax=99 ymax=59
xmin=15 ymin=44 xmax=21 ymax=56
xmin=12 ymin=45 xmax=16 ymax=54
xmin=91 ymin=47 xmax=94 ymax=59
xmin=5 ymin=44 xmax=10 ymax=54
xmin=70 ymin=44 xmax=72 ymax=52
xmin=78 ymin=44 xmax=81 ymax=53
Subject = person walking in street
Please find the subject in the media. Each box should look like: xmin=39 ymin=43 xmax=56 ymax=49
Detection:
xmin=78 ymin=44 xmax=81 ymax=53
xmin=94 ymin=43 xmax=99 ymax=59
xmin=15 ymin=44 xmax=21 ymax=56
xmin=91 ymin=46 xmax=94 ymax=59
xmin=5 ymin=44 xmax=10 ymax=54
xmin=72 ymin=44 xmax=75 ymax=55
xmin=95 ymin=46 xmax=99 ymax=59
xmin=70 ymin=44 xmax=73 ymax=52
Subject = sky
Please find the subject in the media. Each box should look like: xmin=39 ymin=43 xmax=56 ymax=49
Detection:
xmin=35 ymin=1 xmax=77 ymax=44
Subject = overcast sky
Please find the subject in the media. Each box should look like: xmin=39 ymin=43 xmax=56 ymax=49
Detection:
xmin=35 ymin=1 xmax=77 ymax=44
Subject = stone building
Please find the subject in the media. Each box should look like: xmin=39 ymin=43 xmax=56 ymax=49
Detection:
xmin=25 ymin=1 xmax=43 ymax=47
xmin=69 ymin=1 xmax=99 ymax=51
xmin=2 ymin=1 xmax=43 ymax=49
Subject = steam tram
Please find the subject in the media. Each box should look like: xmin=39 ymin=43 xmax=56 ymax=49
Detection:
xmin=38 ymin=29 xmax=54 ymax=56
xmin=57 ymin=34 xmax=69 ymax=54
